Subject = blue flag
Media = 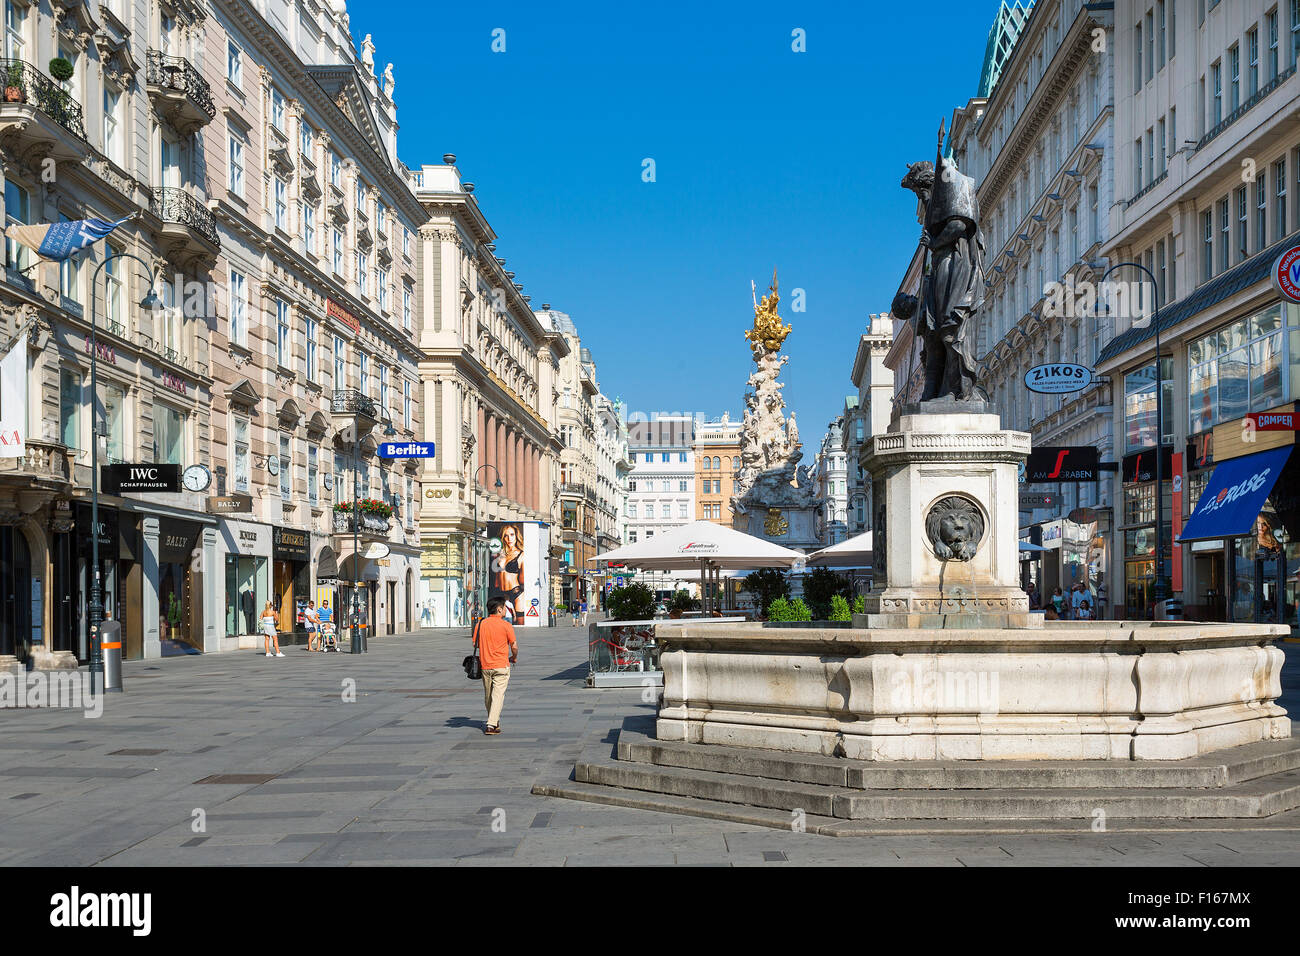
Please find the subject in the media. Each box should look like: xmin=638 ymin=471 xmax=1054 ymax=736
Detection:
xmin=5 ymin=216 xmax=131 ymax=261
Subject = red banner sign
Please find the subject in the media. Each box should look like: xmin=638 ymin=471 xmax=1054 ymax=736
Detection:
xmin=326 ymin=298 xmax=359 ymax=333
xmin=1246 ymin=411 xmax=1297 ymax=431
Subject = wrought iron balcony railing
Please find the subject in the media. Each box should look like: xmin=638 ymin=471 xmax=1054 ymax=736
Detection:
xmin=0 ymin=59 xmax=87 ymax=140
xmin=331 ymin=389 xmax=377 ymax=419
xmin=151 ymin=187 xmax=220 ymax=246
xmin=145 ymin=50 xmax=215 ymax=120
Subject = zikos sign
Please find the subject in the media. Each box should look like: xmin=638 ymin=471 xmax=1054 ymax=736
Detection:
xmin=1024 ymin=363 xmax=1093 ymax=394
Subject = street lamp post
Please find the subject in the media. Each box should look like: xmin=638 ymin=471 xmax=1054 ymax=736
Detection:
xmin=88 ymin=252 xmax=160 ymax=694
xmin=471 ymin=463 xmax=503 ymax=625
xmin=1101 ymin=262 xmax=1167 ymax=611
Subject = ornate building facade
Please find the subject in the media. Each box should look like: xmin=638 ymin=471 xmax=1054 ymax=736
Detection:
xmin=414 ymin=159 xmax=564 ymax=627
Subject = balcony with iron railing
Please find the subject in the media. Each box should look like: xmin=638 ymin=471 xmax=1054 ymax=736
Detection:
xmin=151 ymin=187 xmax=220 ymax=259
xmin=145 ymin=50 xmax=215 ymax=132
xmin=0 ymin=59 xmax=87 ymax=160
xmin=331 ymin=389 xmax=378 ymax=420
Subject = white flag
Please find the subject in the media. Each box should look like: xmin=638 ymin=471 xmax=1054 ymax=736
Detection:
xmin=0 ymin=332 xmax=27 ymax=458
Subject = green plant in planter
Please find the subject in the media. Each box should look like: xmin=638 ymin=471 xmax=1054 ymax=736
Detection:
xmin=852 ymin=594 xmax=866 ymax=614
xmin=789 ymin=598 xmax=813 ymax=622
xmin=744 ymin=567 xmax=790 ymax=617
xmin=829 ymin=594 xmax=851 ymax=622
xmin=4 ymin=64 xmax=25 ymax=101
xmin=668 ymin=589 xmax=699 ymax=613
xmin=766 ymin=597 xmax=792 ymax=622
xmin=605 ymin=582 xmax=656 ymax=621
xmin=49 ymin=58 xmax=74 ymax=83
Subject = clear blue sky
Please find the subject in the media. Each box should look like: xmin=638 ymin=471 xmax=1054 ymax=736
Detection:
xmin=351 ymin=0 xmax=1000 ymax=442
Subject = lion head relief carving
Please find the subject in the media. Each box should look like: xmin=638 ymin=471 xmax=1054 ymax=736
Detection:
xmin=925 ymin=495 xmax=985 ymax=562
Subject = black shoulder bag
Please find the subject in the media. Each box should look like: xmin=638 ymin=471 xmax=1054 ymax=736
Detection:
xmin=463 ymin=620 xmax=483 ymax=680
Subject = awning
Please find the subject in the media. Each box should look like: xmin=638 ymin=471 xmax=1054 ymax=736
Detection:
xmin=1177 ymin=446 xmax=1292 ymax=542
xmin=1018 ymin=542 xmax=1047 ymax=552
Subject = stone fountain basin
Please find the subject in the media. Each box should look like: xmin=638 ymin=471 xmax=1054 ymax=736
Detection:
xmin=653 ymin=620 xmax=1290 ymax=761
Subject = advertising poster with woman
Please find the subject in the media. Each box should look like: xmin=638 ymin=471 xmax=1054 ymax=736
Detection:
xmin=487 ymin=521 xmax=548 ymax=627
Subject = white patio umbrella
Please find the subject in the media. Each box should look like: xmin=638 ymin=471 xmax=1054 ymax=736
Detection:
xmin=590 ymin=520 xmax=806 ymax=613
xmin=806 ymin=530 xmax=872 ymax=568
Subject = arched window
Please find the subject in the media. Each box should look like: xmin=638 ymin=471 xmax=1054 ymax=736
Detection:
xmin=731 ymin=456 xmax=739 ymax=470
xmin=702 ymin=457 xmax=711 ymax=470
xmin=712 ymin=456 xmax=720 ymax=469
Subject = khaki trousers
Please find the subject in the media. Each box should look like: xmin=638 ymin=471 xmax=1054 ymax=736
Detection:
xmin=482 ymin=667 xmax=511 ymax=727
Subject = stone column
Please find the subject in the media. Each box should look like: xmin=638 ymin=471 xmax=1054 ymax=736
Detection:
xmin=496 ymin=419 xmax=507 ymax=497
xmin=141 ymin=517 xmax=162 ymax=660
xmin=202 ymin=526 xmax=220 ymax=653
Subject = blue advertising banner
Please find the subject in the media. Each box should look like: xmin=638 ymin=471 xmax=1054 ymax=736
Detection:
xmin=1177 ymin=447 xmax=1292 ymax=542
xmin=377 ymin=441 xmax=435 ymax=459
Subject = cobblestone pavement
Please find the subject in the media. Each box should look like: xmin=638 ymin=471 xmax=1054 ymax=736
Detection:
xmin=1 ymin=627 xmax=1297 ymax=866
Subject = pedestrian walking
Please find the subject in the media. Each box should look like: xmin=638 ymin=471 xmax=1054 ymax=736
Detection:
xmin=261 ymin=601 xmax=283 ymax=657
xmin=473 ymin=596 xmax=518 ymax=735
xmin=304 ymin=600 xmax=320 ymax=651
xmin=571 ymin=603 xmax=580 ymax=627
xmin=579 ymin=599 xmax=588 ymax=626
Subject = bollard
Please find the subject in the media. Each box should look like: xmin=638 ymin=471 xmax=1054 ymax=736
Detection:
xmin=99 ymin=619 xmax=123 ymax=693
xmin=349 ymin=613 xmax=362 ymax=654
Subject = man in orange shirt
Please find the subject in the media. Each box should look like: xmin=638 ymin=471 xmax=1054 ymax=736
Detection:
xmin=475 ymin=596 xmax=518 ymax=735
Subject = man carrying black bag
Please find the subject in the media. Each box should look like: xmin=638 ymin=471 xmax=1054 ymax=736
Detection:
xmin=467 ymin=596 xmax=517 ymax=735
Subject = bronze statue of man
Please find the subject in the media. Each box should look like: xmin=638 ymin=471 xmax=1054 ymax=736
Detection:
xmin=900 ymin=154 xmax=986 ymax=402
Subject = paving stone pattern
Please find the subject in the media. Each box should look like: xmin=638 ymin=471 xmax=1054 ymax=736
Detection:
xmin=1 ymin=627 xmax=1298 ymax=866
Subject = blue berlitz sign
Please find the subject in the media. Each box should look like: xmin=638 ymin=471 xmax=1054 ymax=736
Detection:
xmin=1024 ymin=363 xmax=1093 ymax=394
xmin=378 ymin=441 xmax=436 ymax=459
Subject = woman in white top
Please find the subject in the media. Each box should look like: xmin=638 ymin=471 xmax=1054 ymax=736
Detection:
xmin=261 ymin=601 xmax=283 ymax=657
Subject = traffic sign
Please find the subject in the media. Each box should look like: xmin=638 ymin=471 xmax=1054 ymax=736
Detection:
xmin=378 ymin=441 xmax=435 ymax=459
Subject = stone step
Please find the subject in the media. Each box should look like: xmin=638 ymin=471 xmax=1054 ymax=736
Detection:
xmin=618 ymin=727 xmax=1300 ymax=791
xmin=532 ymin=778 xmax=1300 ymax=836
xmin=573 ymin=749 xmax=1300 ymax=821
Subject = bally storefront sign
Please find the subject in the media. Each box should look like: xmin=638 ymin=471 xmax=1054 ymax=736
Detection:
xmin=207 ymin=494 xmax=253 ymax=514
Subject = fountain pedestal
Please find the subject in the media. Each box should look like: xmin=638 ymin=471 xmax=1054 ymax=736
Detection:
xmin=860 ymin=405 xmax=1033 ymax=628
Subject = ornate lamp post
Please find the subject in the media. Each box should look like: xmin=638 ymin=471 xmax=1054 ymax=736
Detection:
xmin=88 ymin=253 xmax=160 ymax=693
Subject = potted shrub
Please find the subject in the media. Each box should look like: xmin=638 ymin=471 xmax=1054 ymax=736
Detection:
xmin=667 ymin=589 xmax=699 ymax=619
xmin=167 ymin=592 xmax=182 ymax=640
xmin=49 ymin=58 xmax=74 ymax=83
xmin=829 ymin=594 xmax=851 ymax=622
xmin=5 ymin=64 xmax=25 ymax=103
xmin=606 ymin=582 xmax=656 ymax=622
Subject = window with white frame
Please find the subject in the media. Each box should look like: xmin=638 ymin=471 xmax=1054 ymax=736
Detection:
xmin=330 ymin=152 xmax=341 ymax=188
xmin=379 ymin=364 xmax=389 ymax=417
xmin=227 ymin=40 xmax=242 ymax=87
xmin=4 ymin=180 xmax=29 ymax=272
xmin=229 ymin=269 xmax=247 ymax=346
xmin=271 ymin=87 xmax=286 ymax=132
xmin=232 ymin=415 xmax=250 ymax=492
xmin=276 ymin=299 xmax=290 ymax=367
xmin=300 ymin=121 xmax=312 ymax=157
xmin=104 ymin=244 xmax=122 ymax=329
xmin=154 ymin=403 xmax=185 ymax=465
xmin=333 ymin=335 xmax=346 ymax=388
xmin=279 ymin=434 xmax=290 ymax=499
xmin=332 ymin=229 xmax=343 ymax=274
xmin=305 ymin=316 xmax=318 ymax=382
xmin=4 ymin=0 xmax=25 ymax=60
xmin=303 ymin=202 xmax=315 ymax=254
xmin=378 ymin=267 xmax=389 ymax=311
xmin=103 ymin=87 xmax=122 ymax=166
xmin=403 ymin=379 xmax=412 ymax=428
xmin=308 ymin=445 xmax=318 ymax=506
xmin=228 ymin=128 xmax=246 ymax=198
xmin=402 ymin=286 xmax=412 ymax=330
xmin=359 ymin=352 xmax=369 ymax=396
xmin=274 ymin=177 xmax=287 ymax=230
xmin=358 ymin=252 xmax=369 ymax=296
